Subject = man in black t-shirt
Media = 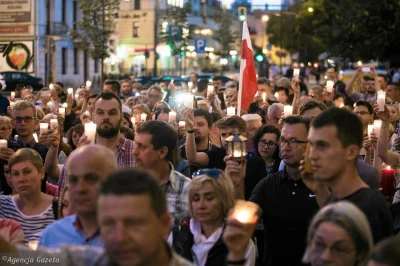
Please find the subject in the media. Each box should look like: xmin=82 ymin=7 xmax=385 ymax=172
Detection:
xmin=305 ymin=108 xmax=393 ymax=243
xmin=181 ymin=110 xmax=246 ymax=170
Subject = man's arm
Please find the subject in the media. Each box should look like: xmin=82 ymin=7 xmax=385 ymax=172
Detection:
xmin=43 ymin=130 xmax=60 ymax=181
xmin=345 ymin=67 xmax=362 ymax=95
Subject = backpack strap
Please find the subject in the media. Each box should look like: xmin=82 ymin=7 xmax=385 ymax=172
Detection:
xmin=52 ymin=197 xmax=59 ymax=220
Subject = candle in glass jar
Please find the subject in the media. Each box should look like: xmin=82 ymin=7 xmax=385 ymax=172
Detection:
xmin=284 ymin=106 xmax=293 ymax=117
xmin=84 ymin=122 xmax=96 ymax=144
xmin=141 ymin=113 xmax=147 ymax=122
xmin=33 ymin=133 xmax=38 ymax=143
xmin=227 ymin=107 xmax=235 ymax=116
xmin=368 ymin=124 xmax=374 ymax=138
xmin=185 ymin=95 xmax=194 ymax=109
xmin=377 ymin=91 xmax=386 ymax=112
xmin=28 ymin=240 xmax=39 ymax=250
xmin=74 ymin=93 xmax=79 ymax=101
xmin=274 ymin=92 xmax=279 ymax=100
xmin=10 ymin=91 xmax=15 ymax=99
xmin=168 ymin=111 xmax=176 ymax=122
xmin=374 ymin=120 xmax=382 ymax=136
xmin=86 ymin=80 xmax=92 ymax=88
xmin=40 ymin=123 xmax=48 ymax=135
xmin=381 ymin=166 xmax=395 ymax=198
xmin=207 ymin=85 xmax=214 ymax=96
xmin=49 ymin=83 xmax=54 ymax=91
xmin=188 ymin=82 xmax=193 ymax=89
xmin=293 ymin=68 xmax=300 ymax=78
xmin=178 ymin=121 xmax=186 ymax=127
xmin=50 ymin=119 xmax=58 ymax=129
xmin=59 ymin=107 xmax=65 ymax=117
xmin=232 ymin=200 xmax=259 ymax=224
xmin=131 ymin=117 xmax=136 ymax=125
xmin=67 ymin=88 xmax=74 ymax=95
xmin=262 ymin=92 xmax=267 ymax=102
xmin=0 ymin=139 xmax=7 ymax=148
xmin=326 ymin=80 xmax=334 ymax=93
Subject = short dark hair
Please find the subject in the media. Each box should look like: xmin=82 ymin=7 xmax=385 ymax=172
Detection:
xmin=276 ymin=87 xmax=289 ymax=97
xmin=367 ymin=236 xmax=400 ymax=266
xmin=194 ymin=108 xmax=212 ymax=127
xmin=312 ymin=108 xmax=363 ymax=148
xmin=154 ymin=108 xmax=171 ymax=120
xmin=197 ymin=79 xmax=208 ymax=93
xmin=210 ymin=112 xmax=222 ymax=124
xmin=283 ymin=116 xmax=311 ymax=132
xmin=333 ymin=92 xmax=345 ymax=101
xmin=299 ymin=100 xmax=327 ymax=115
xmin=212 ymin=75 xmax=223 ymax=82
xmin=378 ymin=74 xmax=388 ymax=82
xmin=100 ymin=169 xmax=167 ymax=217
xmin=216 ymin=116 xmax=247 ymax=134
xmin=87 ymin=93 xmax=98 ymax=101
xmin=95 ymin=91 xmax=123 ymax=112
xmin=355 ymin=101 xmax=373 ymax=114
xmin=122 ymin=112 xmax=133 ymax=128
xmin=190 ymin=72 xmax=198 ymax=79
xmin=136 ymin=120 xmax=178 ymax=166
xmin=67 ymin=124 xmax=84 ymax=149
xmin=253 ymin=124 xmax=281 ymax=153
xmin=104 ymin=79 xmax=121 ymax=95
xmin=388 ymin=82 xmax=400 ymax=90
xmin=257 ymin=77 xmax=270 ymax=86
xmin=327 ymin=65 xmax=337 ymax=72
xmin=120 ymin=126 xmax=135 ymax=140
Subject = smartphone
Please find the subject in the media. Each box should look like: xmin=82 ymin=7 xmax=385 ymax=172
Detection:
xmin=304 ymin=143 xmax=314 ymax=175
xmin=362 ymin=66 xmax=371 ymax=73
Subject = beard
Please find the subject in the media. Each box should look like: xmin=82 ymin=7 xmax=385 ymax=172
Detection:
xmin=97 ymin=121 xmax=120 ymax=139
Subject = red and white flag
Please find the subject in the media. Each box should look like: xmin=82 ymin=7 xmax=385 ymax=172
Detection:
xmin=237 ymin=21 xmax=258 ymax=115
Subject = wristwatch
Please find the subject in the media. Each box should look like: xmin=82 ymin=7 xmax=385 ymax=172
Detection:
xmin=187 ymin=129 xmax=194 ymax=134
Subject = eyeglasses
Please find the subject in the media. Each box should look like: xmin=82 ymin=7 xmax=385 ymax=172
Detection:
xmin=354 ymin=111 xmax=370 ymax=116
xmin=258 ymin=140 xmax=277 ymax=148
xmin=14 ymin=116 xmax=36 ymax=123
xmin=279 ymin=138 xmax=308 ymax=149
xmin=312 ymin=241 xmax=356 ymax=257
xmin=148 ymin=94 xmax=160 ymax=99
xmin=192 ymin=169 xmax=223 ymax=179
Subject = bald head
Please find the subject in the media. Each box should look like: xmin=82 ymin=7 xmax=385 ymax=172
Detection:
xmin=67 ymin=145 xmax=118 ymax=216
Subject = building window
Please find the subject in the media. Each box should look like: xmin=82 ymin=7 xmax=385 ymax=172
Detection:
xmin=62 ymin=0 xmax=66 ymax=23
xmin=74 ymin=48 xmax=79 ymax=74
xmin=134 ymin=0 xmax=140 ymax=10
xmin=62 ymin=48 xmax=67 ymax=75
xmin=94 ymin=59 xmax=99 ymax=73
xmin=132 ymin=22 xmax=139 ymax=38
xmin=73 ymin=0 xmax=77 ymax=30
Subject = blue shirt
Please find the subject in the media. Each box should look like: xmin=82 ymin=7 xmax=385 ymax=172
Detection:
xmin=38 ymin=214 xmax=103 ymax=249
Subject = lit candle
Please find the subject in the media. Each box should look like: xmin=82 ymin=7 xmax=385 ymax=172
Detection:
xmin=74 ymin=93 xmax=79 ymax=101
xmin=28 ymin=240 xmax=38 ymax=250
xmin=339 ymin=103 xmax=344 ymax=108
xmin=207 ymin=85 xmax=214 ymax=96
xmin=141 ymin=113 xmax=147 ymax=122
xmin=50 ymin=119 xmax=58 ymax=130
xmin=14 ymin=135 xmax=18 ymax=141
xmin=377 ymin=91 xmax=386 ymax=112
xmin=9 ymin=102 xmax=15 ymax=109
xmin=185 ymin=95 xmax=194 ymax=109
xmin=284 ymin=105 xmax=293 ymax=117
xmin=59 ymin=107 xmax=65 ymax=117
xmin=381 ymin=166 xmax=395 ymax=199
xmin=86 ymin=80 xmax=92 ymax=88
xmin=368 ymin=124 xmax=374 ymax=139
xmin=274 ymin=92 xmax=279 ymax=100
xmin=49 ymin=83 xmax=54 ymax=91
xmin=0 ymin=139 xmax=7 ymax=148
xmin=293 ymin=68 xmax=300 ymax=78
xmin=168 ymin=111 xmax=177 ymax=122
xmin=10 ymin=91 xmax=15 ymax=99
xmin=62 ymin=103 xmax=68 ymax=108
xmin=33 ymin=133 xmax=38 ymax=143
xmin=326 ymin=80 xmax=334 ymax=93
xmin=262 ymin=92 xmax=267 ymax=102
xmin=67 ymin=88 xmax=74 ymax=95
xmin=227 ymin=107 xmax=235 ymax=116
xmin=47 ymin=101 xmax=53 ymax=111
xmin=178 ymin=121 xmax=186 ymax=127
xmin=231 ymin=200 xmax=259 ymax=224
xmin=374 ymin=120 xmax=382 ymax=136
xmin=131 ymin=117 xmax=136 ymax=125
xmin=84 ymin=122 xmax=97 ymax=144
xmin=188 ymin=81 xmax=193 ymax=89
xmin=40 ymin=123 xmax=48 ymax=135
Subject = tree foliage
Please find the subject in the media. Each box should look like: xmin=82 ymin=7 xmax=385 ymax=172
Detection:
xmin=159 ymin=3 xmax=195 ymax=56
xmin=69 ymin=0 xmax=120 ymax=61
xmin=296 ymin=0 xmax=400 ymax=65
xmin=213 ymin=12 xmax=238 ymax=58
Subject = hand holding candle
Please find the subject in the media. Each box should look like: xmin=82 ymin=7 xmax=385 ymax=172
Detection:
xmin=178 ymin=121 xmax=186 ymax=128
xmin=0 ymin=139 xmax=7 ymax=148
xmin=381 ymin=166 xmax=395 ymax=199
xmin=284 ymin=106 xmax=293 ymax=117
xmin=84 ymin=122 xmax=96 ymax=144
xmin=59 ymin=107 xmax=65 ymax=117
xmin=262 ymin=92 xmax=267 ymax=102
xmin=131 ymin=117 xmax=136 ymax=126
xmin=86 ymin=80 xmax=92 ymax=88
xmin=293 ymin=68 xmax=300 ymax=79
xmin=326 ymin=80 xmax=334 ymax=93
xmin=227 ymin=107 xmax=235 ymax=116
xmin=50 ymin=119 xmax=58 ymax=130
xmin=40 ymin=123 xmax=48 ymax=136
xmin=141 ymin=113 xmax=147 ymax=122
xmin=377 ymin=91 xmax=386 ymax=112
xmin=231 ymin=200 xmax=260 ymax=224
xmin=368 ymin=124 xmax=374 ymax=139
xmin=207 ymin=85 xmax=214 ymax=96
xmin=10 ymin=91 xmax=15 ymax=99
xmin=168 ymin=111 xmax=176 ymax=123
xmin=67 ymin=88 xmax=74 ymax=95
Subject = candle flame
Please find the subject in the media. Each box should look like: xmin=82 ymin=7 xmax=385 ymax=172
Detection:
xmin=386 ymin=166 xmax=391 ymax=170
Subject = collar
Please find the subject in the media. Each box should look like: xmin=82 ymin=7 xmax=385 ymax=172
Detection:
xmin=17 ymin=138 xmax=36 ymax=148
xmin=72 ymin=215 xmax=100 ymax=240
xmin=116 ymin=136 xmax=127 ymax=152
xmin=167 ymin=162 xmax=178 ymax=191
xmin=190 ymin=219 xmax=223 ymax=245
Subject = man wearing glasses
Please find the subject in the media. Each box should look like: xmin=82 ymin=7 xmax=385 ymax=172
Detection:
xmin=225 ymin=115 xmax=319 ymax=266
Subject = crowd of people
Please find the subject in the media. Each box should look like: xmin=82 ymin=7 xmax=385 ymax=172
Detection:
xmin=0 ymin=67 xmax=400 ymax=266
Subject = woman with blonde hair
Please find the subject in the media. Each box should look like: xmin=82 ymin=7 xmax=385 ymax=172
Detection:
xmin=302 ymin=201 xmax=373 ymax=266
xmin=132 ymin=103 xmax=151 ymax=126
xmin=169 ymin=169 xmax=256 ymax=266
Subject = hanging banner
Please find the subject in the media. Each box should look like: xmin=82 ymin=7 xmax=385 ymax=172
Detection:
xmin=0 ymin=41 xmax=34 ymax=72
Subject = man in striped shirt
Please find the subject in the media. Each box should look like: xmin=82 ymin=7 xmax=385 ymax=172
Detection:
xmin=58 ymin=92 xmax=136 ymax=195
xmin=39 ymin=145 xmax=118 ymax=249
